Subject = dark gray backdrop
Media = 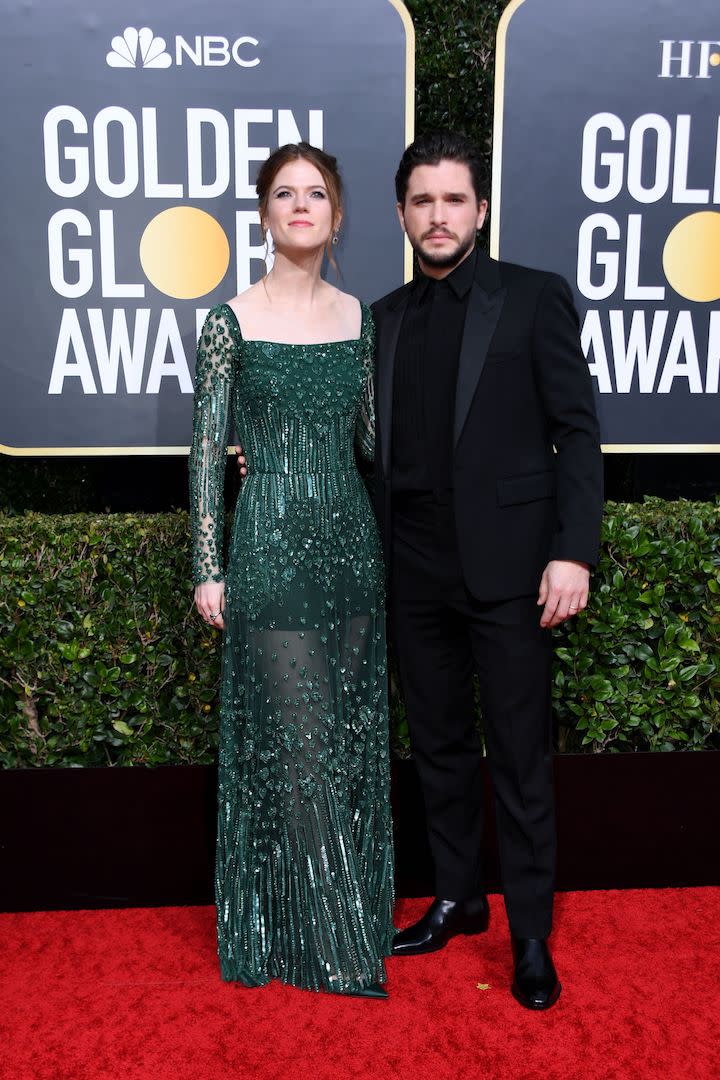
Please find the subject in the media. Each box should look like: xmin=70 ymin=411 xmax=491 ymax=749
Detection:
xmin=493 ymin=0 xmax=719 ymax=448
xmin=1 ymin=0 xmax=411 ymax=452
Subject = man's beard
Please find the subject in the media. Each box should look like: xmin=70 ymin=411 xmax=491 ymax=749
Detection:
xmin=412 ymin=229 xmax=476 ymax=270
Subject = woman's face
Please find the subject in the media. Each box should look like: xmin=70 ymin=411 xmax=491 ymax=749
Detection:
xmin=262 ymin=159 xmax=338 ymax=254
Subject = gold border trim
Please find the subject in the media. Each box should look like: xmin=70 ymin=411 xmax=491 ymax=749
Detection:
xmin=0 ymin=443 xmax=191 ymax=457
xmin=5 ymin=442 xmax=718 ymax=457
xmin=4 ymin=1 xmax=416 ymax=460
xmin=602 ymin=444 xmax=720 ymax=454
xmin=387 ymin=0 xmax=416 ymax=282
xmin=490 ymin=0 xmax=718 ymax=458
xmin=490 ymin=0 xmax=528 ymax=260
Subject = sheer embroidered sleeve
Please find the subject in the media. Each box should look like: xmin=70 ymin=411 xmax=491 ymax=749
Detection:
xmin=355 ymin=304 xmax=376 ymax=463
xmin=188 ymin=306 xmax=236 ymax=584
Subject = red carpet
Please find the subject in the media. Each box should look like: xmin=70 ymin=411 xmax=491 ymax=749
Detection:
xmin=1 ymin=890 xmax=718 ymax=1080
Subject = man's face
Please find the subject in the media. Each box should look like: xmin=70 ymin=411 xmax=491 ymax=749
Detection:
xmin=397 ymin=160 xmax=488 ymax=274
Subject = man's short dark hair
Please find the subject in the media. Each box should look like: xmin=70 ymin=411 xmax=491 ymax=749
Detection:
xmin=395 ymin=130 xmax=489 ymax=206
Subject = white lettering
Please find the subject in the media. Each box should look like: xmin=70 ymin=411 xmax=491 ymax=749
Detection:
xmin=624 ymin=215 xmax=665 ymax=301
xmin=99 ymin=210 xmax=144 ymax=298
xmin=43 ymin=106 xmax=89 ymax=198
xmin=576 ymin=214 xmax=620 ymax=301
xmin=175 ymin=36 xmax=202 ymax=65
xmin=580 ymin=112 xmax=720 ymax=206
xmin=609 ymin=310 xmax=668 ymax=392
xmin=581 ymin=113 xmax=625 ymax=203
xmin=48 ymin=309 xmax=97 ymax=394
xmin=203 ymin=37 xmax=231 ymax=66
xmin=88 ymin=308 xmax=150 ymax=393
xmin=581 ymin=309 xmax=613 ymax=393
xmin=44 ymin=107 xmax=324 ymax=199
xmin=659 ymin=40 xmax=693 ymax=79
xmin=277 ymin=109 xmax=324 ymax=148
xmin=706 ymin=311 xmax=720 ymax=393
xmin=142 ymin=109 xmax=183 ymax=198
xmin=657 ymin=312 xmax=703 ymax=393
xmin=626 ymin=114 xmax=671 ymax=204
xmin=48 ymin=210 xmax=93 ymax=299
xmin=672 ymin=115 xmax=710 ymax=203
xmin=145 ymin=309 xmax=193 ymax=393
xmin=232 ymin=36 xmax=260 ymax=68
xmin=581 ymin=310 xmax=720 ymax=395
xmin=187 ymin=109 xmax=230 ymax=198
xmin=93 ymin=107 xmax=139 ymax=199
xmin=234 ymin=109 xmax=273 ymax=199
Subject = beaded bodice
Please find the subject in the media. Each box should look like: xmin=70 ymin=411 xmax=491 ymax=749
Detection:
xmin=189 ymin=302 xmax=375 ymax=587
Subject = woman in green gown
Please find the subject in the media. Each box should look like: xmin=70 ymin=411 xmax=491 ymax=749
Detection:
xmin=188 ymin=143 xmax=394 ymax=997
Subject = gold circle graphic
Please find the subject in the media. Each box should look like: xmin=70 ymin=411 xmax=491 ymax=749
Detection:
xmin=139 ymin=207 xmax=230 ymax=299
xmin=662 ymin=211 xmax=720 ymax=303
xmin=710 ymin=53 xmax=720 ymax=67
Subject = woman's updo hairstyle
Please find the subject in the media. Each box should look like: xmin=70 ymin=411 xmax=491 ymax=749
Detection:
xmin=256 ymin=142 xmax=343 ymax=273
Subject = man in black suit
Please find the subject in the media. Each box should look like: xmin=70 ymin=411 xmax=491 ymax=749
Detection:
xmin=373 ymin=130 xmax=603 ymax=1009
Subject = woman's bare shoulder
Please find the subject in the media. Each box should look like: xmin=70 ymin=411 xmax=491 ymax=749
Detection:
xmin=323 ymin=284 xmax=362 ymax=324
xmin=324 ymin=283 xmax=360 ymax=307
xmin=225 ymin=283 xmax=268 ymax=322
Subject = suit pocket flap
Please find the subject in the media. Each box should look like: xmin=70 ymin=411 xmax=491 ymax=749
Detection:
xmin=497 ymin=470 xmax=556 ymax=507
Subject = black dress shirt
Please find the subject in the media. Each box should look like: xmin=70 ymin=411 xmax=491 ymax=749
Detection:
xmin=391 ymin=248 xmax=477 ymax=493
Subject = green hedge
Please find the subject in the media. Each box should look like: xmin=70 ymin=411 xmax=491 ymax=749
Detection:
xmin=0 ymin=513 xmax=219 ymax=768
xmin=408 ymin=0 xmax=506 ymax=160
xmin=1 ymin=499 xmax=718 ymax=767
xmin=554 ymin=500 xmax=720 ymax=752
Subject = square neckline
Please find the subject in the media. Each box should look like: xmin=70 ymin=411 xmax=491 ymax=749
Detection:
xmin=220 ymin=301 xmax=367 ymax=347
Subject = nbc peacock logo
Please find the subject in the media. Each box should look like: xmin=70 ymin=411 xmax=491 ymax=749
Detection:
xmin=106 ymin=27 xmax=171 ymax=69
xmin=105 ymin=26 xmax=261 ymax=68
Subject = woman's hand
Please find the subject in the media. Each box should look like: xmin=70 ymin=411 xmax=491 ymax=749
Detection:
xmin=195 ymin=581 xmax=226 ymax=629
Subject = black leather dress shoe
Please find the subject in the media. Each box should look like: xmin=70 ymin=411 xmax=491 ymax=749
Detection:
xmin=392 ymin=896 xmax=489 ymax=956
xmin=511 ymin=937 xmax=561 ymax=1010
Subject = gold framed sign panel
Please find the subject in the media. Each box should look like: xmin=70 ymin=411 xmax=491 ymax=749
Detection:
xmin=1 ymin=0 xmax=415 ymax=457
xmin=491 ymin=0 xmax=720 ymax=453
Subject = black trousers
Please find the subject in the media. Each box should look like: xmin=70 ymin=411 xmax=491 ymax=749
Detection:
xmin=390 ymin=492 xmax=556 ymax=938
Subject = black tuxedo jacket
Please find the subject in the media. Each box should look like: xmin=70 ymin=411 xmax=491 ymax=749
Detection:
xmin=371 ymin=249 xmax=604 ymax=602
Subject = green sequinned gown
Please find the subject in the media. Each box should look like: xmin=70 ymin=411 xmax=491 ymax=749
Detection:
xmin=189 ymin=302 xmax=394 ymax=992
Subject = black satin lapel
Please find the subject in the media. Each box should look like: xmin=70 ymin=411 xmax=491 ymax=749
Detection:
xmin=377 ymin=298 xmax=408 ymax=478
xmin=454 ymin=282 xmax=506 ymax=447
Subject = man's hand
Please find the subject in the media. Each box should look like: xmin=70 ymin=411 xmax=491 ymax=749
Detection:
xmin=234 ymin=445 xmax=247 ymax=478
xmin=537 ymin=560 xmax=590 ymax=628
